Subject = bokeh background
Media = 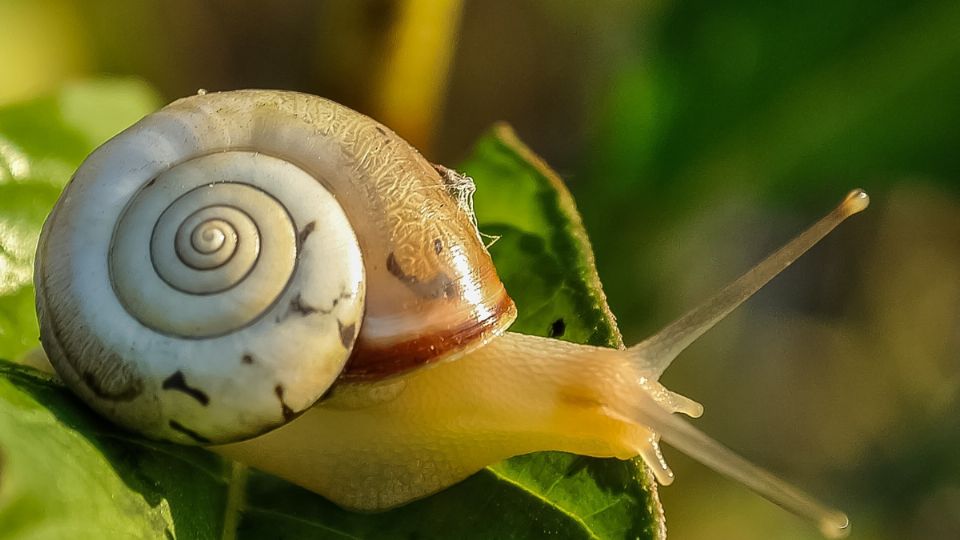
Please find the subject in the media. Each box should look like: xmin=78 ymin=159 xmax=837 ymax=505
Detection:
xmin=2 ymin=1 xmax=958 ymax=538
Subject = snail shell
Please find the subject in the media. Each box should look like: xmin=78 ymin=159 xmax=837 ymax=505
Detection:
xmin=35 ymin=90 xmax=515 ymax=444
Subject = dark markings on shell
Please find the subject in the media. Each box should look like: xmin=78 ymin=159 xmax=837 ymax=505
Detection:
xmin=162 ymin=371 xmax=210 ymax=405
xmin=241 ymin=354 xmax=255 ymax=365
xmin=549 ymin=318 xmax=566 ymax=338
xmin=433 ymin=238 xmax=443 ymax=254
xmin=274 ymin=385 xmax=295 ymax=422
xmin=385 ymin=252 xmax=456 ymax=299
xmin=298 ymin=220 xmax=316 ymax=245
xmin=338 ymin=320 xmax=357 ymax=350
xmin=375 ymin=126 xmax=386 ymax=136
xmin=145 ymin=177 xmax=158 ymax=188
xmin=168 ymin=420 xmax=211 ymax=444
xmin=287 ymin=293 xmax=318 ymax=316
xmin=81 ymin=370 xmax=143 ymax=402
xmin=277 ymin=289 xmax=354 ymax=322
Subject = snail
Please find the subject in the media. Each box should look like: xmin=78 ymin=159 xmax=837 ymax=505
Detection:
xmin=33 ymin=90 xmax=867 ymax=538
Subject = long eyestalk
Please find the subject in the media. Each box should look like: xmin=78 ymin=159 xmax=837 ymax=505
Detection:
xmin=631 ymin=189 xmax=869 ymax=377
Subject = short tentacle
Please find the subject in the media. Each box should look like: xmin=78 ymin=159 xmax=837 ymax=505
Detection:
xmin=634 ymin=432 xmax=674 ymax=485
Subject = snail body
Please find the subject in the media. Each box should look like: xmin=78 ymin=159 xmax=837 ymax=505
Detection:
xmin=34 ymin=90 xmax=866 ymax=538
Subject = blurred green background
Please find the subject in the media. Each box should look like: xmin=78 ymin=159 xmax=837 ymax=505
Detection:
xmin=1 ymin=0 xmax=958 ymax=538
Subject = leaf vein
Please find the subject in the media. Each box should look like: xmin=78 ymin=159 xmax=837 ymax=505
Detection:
xmin=241 ymin=507 xmax=363 ymax=539
xmin=486 ymin=467 xmax=601 ymax=540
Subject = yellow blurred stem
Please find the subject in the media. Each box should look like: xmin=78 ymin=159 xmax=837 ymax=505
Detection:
xmin=373 ymin=0 xmax=464 ymax=151
xmin=0 ymin=0 xmax=90 ymax=105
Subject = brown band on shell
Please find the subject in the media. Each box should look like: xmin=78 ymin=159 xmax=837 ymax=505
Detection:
xmin=339 ymin=293 xmax=516 ymax=381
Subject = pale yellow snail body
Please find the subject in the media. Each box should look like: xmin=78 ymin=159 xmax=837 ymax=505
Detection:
xmin=34 ymin=90 xmax=867 ymax=538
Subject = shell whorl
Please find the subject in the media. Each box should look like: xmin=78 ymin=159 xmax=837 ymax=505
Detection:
xmin=110 ymin=155 xmax=302 ymax=338
xmin=36 ymin=111 xmax=365 ymax=444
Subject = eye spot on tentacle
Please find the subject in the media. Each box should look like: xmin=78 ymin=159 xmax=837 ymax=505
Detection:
xmin=161 ymin=370 xmax=210 ymax=405
xmin=298 ymin=221 xmax=316 ymax=245
xmin=274 ymin=385 xmax=295 ymax=422
xmin=338 ymin=320 xmax=357 ymax=349
xmin=168 ymin=420 xmax=211 ymax=444
xmin=549 ymin=318 xmax=566 ymax=338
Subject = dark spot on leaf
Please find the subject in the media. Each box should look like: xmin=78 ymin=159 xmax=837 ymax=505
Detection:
xmin=549 ymin=318 xmax=566 ymax=338
xmin=241 ymin=354 xmax=254 ymax=365
xmin=298 ymin=221 xmax=316 ymax=245
xmin=168 ymin=420 xmax=211 ymax=444
xmin=275 ymin=385 xmax=295 ymax=422
xmin=162 ymin=371 xmax=210 ymax=405
xmin=82 ymin=371 xmax=142 ymax=402
xmin=338 ymin=320 xmax=357 ymax=349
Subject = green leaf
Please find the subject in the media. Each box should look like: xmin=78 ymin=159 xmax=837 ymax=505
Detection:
xmin=0 ymin=84 xmax=663 ymax=539
xmin=0 ymin=78 xmax=162 ymax=361
xmin=0 ymin=362 xmax=232 ymax=539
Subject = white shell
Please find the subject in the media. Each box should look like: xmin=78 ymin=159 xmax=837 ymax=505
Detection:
xmin=36 ymin=109 xmax=365 ymax=444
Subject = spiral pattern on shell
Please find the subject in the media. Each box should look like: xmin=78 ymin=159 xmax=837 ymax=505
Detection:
xmin=111 ymin=155 xmax=303 ymax=338
xmin=35 ymin=104 xmax=365 ymax=444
